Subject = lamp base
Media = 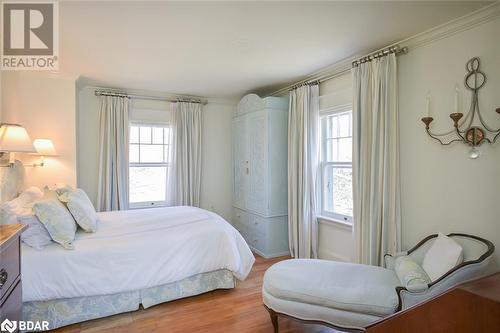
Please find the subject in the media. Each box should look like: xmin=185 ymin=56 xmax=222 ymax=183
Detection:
xmin=8 ymin=152 xmax=16 ymax=165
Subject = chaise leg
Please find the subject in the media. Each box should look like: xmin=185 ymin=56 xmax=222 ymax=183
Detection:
xmin=265 ymin=306 xmax=279 ymax=333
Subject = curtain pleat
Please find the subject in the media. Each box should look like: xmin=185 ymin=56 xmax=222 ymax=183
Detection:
xmin=174 ymin=102 xmax=202 ymax=206
xmin=97 ymin=96 xmax=129 ymax=211
xmin=288 ymin=84 xmax=320 ymax=259
xmin=352 ymin=54 xmax=401 ymax=266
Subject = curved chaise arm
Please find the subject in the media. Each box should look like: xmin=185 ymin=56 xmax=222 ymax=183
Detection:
xmin=392 ymin=233 xmax=495 ymax=311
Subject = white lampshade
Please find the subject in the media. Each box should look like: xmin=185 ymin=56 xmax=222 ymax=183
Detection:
xmin=33 ymin=139 xmax=57 ymax=156
xmin=0 ymin=123 xmax=36 ymax=153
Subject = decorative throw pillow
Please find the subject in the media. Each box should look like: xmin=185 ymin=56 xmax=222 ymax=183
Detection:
xmin=17 ymin=214 xmax=53 ymax=250
xmin=43 ymin=185 xmax=60 ymax=200
xmin=395 ymin=255 xmax=431 ymax=292
xmin=33 ymin=199 xmax=77 ymax=250
xmin=58 ymin=189 xmax=98 ymax=233
xmin=50 ymin=183 xmax=75 ymax=196
xmin=422 ymin=233 xmax=464 ymax=282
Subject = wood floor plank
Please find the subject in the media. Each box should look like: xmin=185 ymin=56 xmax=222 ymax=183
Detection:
xmin=53 ymin=255 xmax=339 ymax=333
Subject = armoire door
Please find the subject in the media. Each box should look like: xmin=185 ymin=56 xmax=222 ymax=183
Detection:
xmin=246 ymin=111 xmax=268 ymax=215
xmin=232 ymin=117 xmax=247 ymax=209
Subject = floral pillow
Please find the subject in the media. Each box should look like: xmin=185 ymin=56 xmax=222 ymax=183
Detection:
xmin=58 ymin=189 xmax=98 ymax=233
xmin=33 ymin=199 xmax=77 ymax=250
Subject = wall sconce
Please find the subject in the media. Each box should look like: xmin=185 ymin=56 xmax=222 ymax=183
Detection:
xmin=30 ymin=139 xmax=58 ymax=166
xmin=421 ymin=57 xmax=500 ymax=159
xmin=0 ymin=123 xmax=36 ymax=167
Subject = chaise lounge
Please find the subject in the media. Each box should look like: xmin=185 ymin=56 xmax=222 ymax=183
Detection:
xmin=262 ymin=233 xmax=494 ymax=332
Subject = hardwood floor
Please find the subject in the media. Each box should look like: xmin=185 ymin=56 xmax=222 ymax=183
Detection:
xmin=54 ymin=255 xmax=339 ymax=333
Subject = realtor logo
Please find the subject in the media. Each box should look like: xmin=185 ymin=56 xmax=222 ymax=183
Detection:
xmin=0 ymin=319 xmax=16 ymax=333
xmin=1 ymin=1 xmax=59 ymax=70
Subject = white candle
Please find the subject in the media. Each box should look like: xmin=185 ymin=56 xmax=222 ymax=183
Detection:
xmin=454 ymin=84 xmax=459 ymax=113
xmin=426 ymin=91 xmax=431 ymax=117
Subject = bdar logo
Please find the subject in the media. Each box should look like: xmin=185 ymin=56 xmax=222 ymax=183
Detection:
xmin=0 ymin=319 xmax=17 ymax=333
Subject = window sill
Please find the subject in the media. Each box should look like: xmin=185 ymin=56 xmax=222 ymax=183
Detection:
xmin=317 ymin=216 xmax=353 ymax=230
xmin=129 ymin=204 xmax=167 ymax=210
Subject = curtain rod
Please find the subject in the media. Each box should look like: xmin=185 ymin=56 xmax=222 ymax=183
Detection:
xmin=94 ymin=90 xmax=208 ymax=105
xmin=289 ymin=80 xmax=320 ymax=92
xmin=288 ymin=45 xmax=408 ymax=90
xmin=351 ymin=45 xmax=408 ymax=67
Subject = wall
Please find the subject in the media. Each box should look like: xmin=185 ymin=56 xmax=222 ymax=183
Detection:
xmin=199 ymin=101 xmax=234 ymax=221
xmin=77 ymin=87 xmax=236 ymax=221
xmin=1 ymin=71 xmax=77 ymax=189
xmin=398 ymin=17 xmax=500 ymax=269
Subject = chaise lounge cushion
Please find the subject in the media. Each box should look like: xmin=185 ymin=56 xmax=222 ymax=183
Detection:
xmin=263 ymin=259 xmax=401 ymax=317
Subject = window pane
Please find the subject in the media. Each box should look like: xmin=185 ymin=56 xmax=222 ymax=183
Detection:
xmin=139 ymin=126 xmax=151 ymax=144
xmin=152 ymin=127 xmax=163 ymax=144
xmin=338 ymin=138 xmax=352 ymax=162
xmin=129 ymin=144 xmax=139 ymax=163
xmin=324 ymin=166 xmax=353 ymax=218
xmin=339 ymin=113 xmax=350 ymax=137
xmin=329 ymin=115 xmax=338 ymax=138
xmin=140 ymin=145 xmax=163 ymax=163
xmin=130 ymin=126 xmax=139 ymax=143
xmin=129 ymin=166 xmax=167 ymax=203
xmin=326 ymin=138 xmax=338 ymax=162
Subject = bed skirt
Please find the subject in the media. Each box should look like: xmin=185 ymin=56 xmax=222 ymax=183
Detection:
xmin=23 ymin=269 xmax=235 ymax=330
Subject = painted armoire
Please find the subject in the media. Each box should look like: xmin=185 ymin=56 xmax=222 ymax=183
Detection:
xmin=232 ymin=93 xmax=289 ymax=258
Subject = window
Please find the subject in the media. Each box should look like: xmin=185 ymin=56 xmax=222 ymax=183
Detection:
xmin=129 ymin=123 xmax=172 ymax=208
xmin=320 ymin=110 xmax=353 ymax=223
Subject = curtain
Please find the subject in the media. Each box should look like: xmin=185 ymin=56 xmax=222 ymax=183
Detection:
xmin=288 ymin=84 xmax=320 ymax=259
xmin=174 ymin=102 xmax=202 ymax=206
xmin=352 ymin=53 xmax=401 ymax=266
xmin=97 ymin=95 xmax=130 ymax=211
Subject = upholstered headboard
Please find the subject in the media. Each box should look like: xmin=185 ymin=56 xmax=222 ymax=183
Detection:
xmin=0 ymin=161 xmax=25 ymax=203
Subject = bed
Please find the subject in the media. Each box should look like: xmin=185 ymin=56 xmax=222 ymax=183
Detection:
xmin=21 ymin=206 xmax=255 ymax=329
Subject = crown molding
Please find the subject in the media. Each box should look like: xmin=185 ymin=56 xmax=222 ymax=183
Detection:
xmin=266 ymin=1 xmax=500 ymax=97
xmin=401 ymin=1 xmax=500 ymax=50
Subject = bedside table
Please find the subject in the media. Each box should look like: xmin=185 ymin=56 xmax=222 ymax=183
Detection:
xmin=0 ymin=224 xmax=27 ymax=329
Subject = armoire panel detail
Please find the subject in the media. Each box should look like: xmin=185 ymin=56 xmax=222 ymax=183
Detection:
xmin=232 ymin=94 xmax=290 ymax=258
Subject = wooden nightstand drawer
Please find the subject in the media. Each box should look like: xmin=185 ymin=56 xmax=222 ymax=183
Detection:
xmin=0 ymin=281 xmax=22 ymax=323
xmin=0 ymin=237 xmax=20 ymax=302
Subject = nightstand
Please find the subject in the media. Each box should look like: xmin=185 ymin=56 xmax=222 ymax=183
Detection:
xmin=0 ymin=224 xmax=27 ymax=329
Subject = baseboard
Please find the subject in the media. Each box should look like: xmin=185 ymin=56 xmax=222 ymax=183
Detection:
xmin=250 ymin=246 xmax=290 ymax=259
xmin=317 ymin=249 xmax=351 ymax=262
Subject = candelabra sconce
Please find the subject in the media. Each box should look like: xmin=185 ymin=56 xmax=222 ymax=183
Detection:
xmin=421 ymin=57 xmax=500 ymax=159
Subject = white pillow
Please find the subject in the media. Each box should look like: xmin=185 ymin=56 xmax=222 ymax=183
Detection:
xmin=0 ymin=186 xmax=44 ymax=224
xmin=422 ymin=233 xmax=464 ymax=281
xmin=17 ymin=214 xmax=53 ymax=250
xmin=19 ymin=186 xmax=44 ymax=203
xmin=59 ymin=189 xmax=98 ymax=233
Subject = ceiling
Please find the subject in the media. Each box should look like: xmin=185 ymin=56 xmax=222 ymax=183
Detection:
xmin=60 ymin=1 xmax=491 ymax=98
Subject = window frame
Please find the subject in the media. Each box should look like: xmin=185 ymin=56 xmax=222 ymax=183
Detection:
xmin=319 ymin=104 xmax=353 ymax=224
xmin=128 ymin=122 xmax=172 ymax=209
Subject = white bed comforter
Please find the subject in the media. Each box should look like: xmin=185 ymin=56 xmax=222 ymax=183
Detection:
xmin=21 ymin=206 xmax=255 ymax=302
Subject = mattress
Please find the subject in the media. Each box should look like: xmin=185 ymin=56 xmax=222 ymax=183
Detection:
xmin=21 ymin=206 xmax=255 ymax=302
